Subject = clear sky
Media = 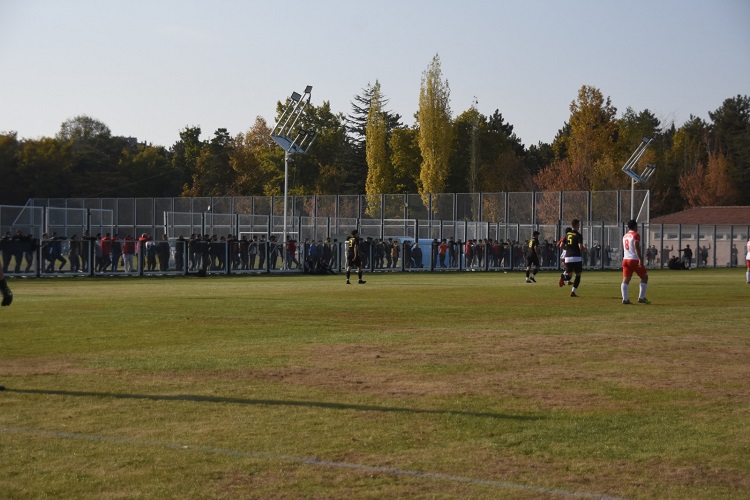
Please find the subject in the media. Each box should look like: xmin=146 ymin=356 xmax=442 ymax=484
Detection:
xmin=1 ymin=0 xmax=748 ymax=149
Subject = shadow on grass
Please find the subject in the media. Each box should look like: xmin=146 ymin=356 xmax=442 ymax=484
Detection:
xmin=4 ymin=388 xmax=541 ymax=421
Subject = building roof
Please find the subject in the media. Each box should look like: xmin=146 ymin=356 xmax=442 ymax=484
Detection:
xmin=651 ymin=206 xmax=750 ymax=225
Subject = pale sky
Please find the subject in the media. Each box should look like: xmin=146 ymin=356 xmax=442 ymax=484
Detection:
xmin=1 ymin=0 xmax=748 ymax=149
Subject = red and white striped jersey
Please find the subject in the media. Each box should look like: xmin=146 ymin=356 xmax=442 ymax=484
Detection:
xmin=622 ymin=230 xmax=640 ymax=261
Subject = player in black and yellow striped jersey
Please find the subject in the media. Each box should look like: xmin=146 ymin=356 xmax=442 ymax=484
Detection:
xmin=345 ymin=230 xmax=366 ymax=285
xmin=560 ymin=219 xmax=585 ymax=297
xmin=525 ymin=231 xmax=541 ymax=283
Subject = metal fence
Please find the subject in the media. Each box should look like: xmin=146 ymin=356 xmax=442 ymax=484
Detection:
xmin=25 ymin=190 xmax=649 ymax=238
xmin=2 ymin=201 xmax=747 ymax=277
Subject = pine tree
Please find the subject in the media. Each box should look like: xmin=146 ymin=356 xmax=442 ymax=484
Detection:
xmin=346 ymin=83 xmax=402 ymax=193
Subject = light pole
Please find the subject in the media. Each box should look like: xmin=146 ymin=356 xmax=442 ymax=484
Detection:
xmin=270 ymin=86 xmax=317 ymax=269
xmin=621 ymin=137 xmax=657 ymax=221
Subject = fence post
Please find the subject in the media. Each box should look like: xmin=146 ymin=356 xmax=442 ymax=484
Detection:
xmin=225 ymin=239 xmax=231 ymax=275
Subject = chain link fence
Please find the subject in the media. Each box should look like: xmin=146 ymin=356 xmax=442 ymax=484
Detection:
xmin=2 ymin=191 xmax=746 ymax=276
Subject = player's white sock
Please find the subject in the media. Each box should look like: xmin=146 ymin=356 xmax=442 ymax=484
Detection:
xmin=639 ymin=283 xmax=647 ymax=300
xmin=621 ymin=283 xmax=628 ymax=301
xmin=746 ymin=271 xmax=749 ymax=283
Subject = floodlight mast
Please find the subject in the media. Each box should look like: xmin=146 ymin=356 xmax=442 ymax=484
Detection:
xmin=269 ymin=86 xmax=316 ymax=269
xmin=621 ymin=137 xmax=657 ymax=221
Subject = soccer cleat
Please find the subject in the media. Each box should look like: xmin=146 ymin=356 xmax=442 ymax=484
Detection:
xmin=346 ymin=280 xmax=351 ymax=285
xmin=358 ymin=279 xmax=366 ymax=284
xmin=558 ymin=276 xmax=564 ymax=287
xmin=638 ymin=298 xmax=650 ymax=304
xmin=530 ymin=276 xmax=536 ymax=283
xmin=570 ymin=291 xmax=578 ymax=297
xmin=526 ymin=278 xmax=531 ymax=283
xmin=622 ymin=299 xmax=631 ymax=304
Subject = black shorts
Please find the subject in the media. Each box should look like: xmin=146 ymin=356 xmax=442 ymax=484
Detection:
xmin=564 ymin=260 xmax=583 ymax=274
xmin=526 ymin=255 xmax=540 ymax=268
xmin=347 ymin=255 xmax=361 ymax=268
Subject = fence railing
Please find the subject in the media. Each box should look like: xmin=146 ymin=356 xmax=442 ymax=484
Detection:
xmin=2 ymin=219 xmax=747 ymax=277
xmin=25 ymin=190 xmax=650 ymax=240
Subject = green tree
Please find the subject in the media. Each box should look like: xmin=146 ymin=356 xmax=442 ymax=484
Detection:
xmin=264 ymin=98 xmax=348 ymax=196
xmin=568 ymin=85 xmax=619 ymax=190
xmin=17 ymin=137 xmax=71 ymax=198
xmin=230 ymin=117 xmax=279 ymax=195
xmin=173 ymin=126 xmax=204 ymax=196
xmin=56 ymin=115 xmax=129 ymax=196
xmin=118 ymin=144 xmax=175 ymax=197
xmin=345 ymin=83 xmax=403 ymax=194
xmin=708 ymin=95 xmax=750 ymax=203
xmin=388 ymin=127 xmax=421 ymax=193
xmin=57 ymin=115 xmax=111 ymax=143
xmin=537 ymin=85 xmax=619 ymax=191
xmin=185 ymin=128 xmax=234 ymax=196
xmin=0 ymin=133 xmax=25 ymax=204
xmin=417 ymin=54 xmax=453 ymax=199
xmin=448 ymin=103 xmax=481 ymax=194
xmin=300 ymin=100 xmax=349 ymax=195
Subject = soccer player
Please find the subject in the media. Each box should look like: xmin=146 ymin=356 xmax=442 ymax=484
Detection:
xmin=745 ymin=237 xmax=750 ymax=284
xmin=621 ymin=219 xmax=649 ymax=304
xmin=0 ymin=264 xmax=12 ymax=307
xmin=525 ymin=231 xmax=541 ymax=283
xmin=345 ymin=229 xmax=366 ymax=285
xmin=557 ymin=227 xmax=572 ymax=286
xmin=560 ymin=220 xmax=585 ymax=297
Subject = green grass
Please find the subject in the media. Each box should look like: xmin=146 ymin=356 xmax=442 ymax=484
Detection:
xmin=1 ymin=269 xmax=749 ymax=498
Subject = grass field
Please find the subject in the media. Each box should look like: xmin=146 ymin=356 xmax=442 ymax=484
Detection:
xmin=1 ymin=269 xmax=749 ymax=499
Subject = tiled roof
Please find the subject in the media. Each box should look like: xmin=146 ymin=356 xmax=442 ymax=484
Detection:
xmin=651 ymin=206 xmax=750 ymax=225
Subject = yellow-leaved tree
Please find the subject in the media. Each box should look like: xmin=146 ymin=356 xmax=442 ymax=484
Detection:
xmin=365 ymin=80 xmax=392 ymax=217
xmin=417 ymin=54 xmax=453 ymax=206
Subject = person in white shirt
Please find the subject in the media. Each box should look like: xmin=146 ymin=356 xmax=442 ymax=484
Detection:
xmin=621 ymin=220 xmax=649 ymax=304
xmin=745 ymin=238 xmax=750 ymax=284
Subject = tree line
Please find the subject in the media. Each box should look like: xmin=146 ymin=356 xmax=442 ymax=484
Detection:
xmin=1 ymin=54 xmax=748 ymax=217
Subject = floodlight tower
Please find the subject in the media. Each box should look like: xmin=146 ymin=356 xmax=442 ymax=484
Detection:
xmin=270 ymin=86 xmax=317 ymax=268
xmin=621 ymin=137 xmax=657 ymax=221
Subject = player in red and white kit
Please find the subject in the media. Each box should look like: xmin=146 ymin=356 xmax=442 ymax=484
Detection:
xmin=621 ymin=219 xmax=649 ymax=304
xmin=745 ymin=238 xmax=750 ymax=284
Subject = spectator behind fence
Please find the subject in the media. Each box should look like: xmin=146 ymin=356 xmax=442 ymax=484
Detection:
xmin=44 ymin=232 xmax=67 ymax=273
xmin=111 ymin=234 xmax=123 ymax=272
xmin=412 ymin=242 xmax=422 ymax=268
xmin=100 ymin=233 xmax=113 ymax=272
xmin=146 ymin=236 xmax=157 ymax=271
xmin=175 ymin=235 xmax=186 ymax=272
xmin=256 ymin=235 xmax=266 ymax=270
xmin=69 ymin=234 xmax=81 ymax=273
xmin=157 ymin=234 xmax=171 ymax=271
xmin=81 ymin=231 xmax=95 ymax=272
xmin=123 ymin=235 xmax=135 ymax=272
xmin=249 ymin=236 xmax=258 ymax=270
xmin=680 ymin=245 xmax=693 ymax=269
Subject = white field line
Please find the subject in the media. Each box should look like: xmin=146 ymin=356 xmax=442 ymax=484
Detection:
xmin=1 ymin=426 xmax=625 ymax=499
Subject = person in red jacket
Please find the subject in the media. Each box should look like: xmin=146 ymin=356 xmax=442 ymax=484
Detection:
xmin=285 ymin=237 xmax=300 ymax=269
xmin=100 ymin=233 xmax=112 ymax=272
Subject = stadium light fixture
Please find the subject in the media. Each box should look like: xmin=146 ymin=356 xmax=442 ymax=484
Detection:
xmin=270 ymin=86 xmax=317 ymax=269
xmin=621 ymin=137 xmax=656 ymax=220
